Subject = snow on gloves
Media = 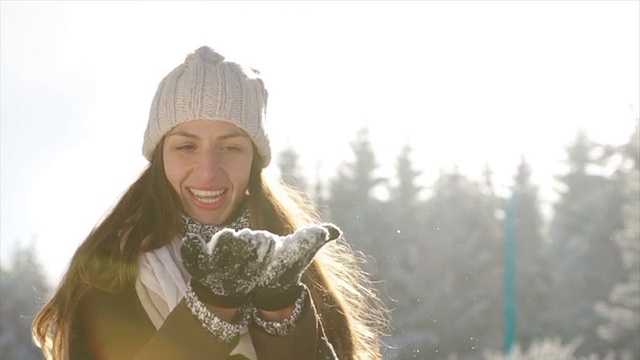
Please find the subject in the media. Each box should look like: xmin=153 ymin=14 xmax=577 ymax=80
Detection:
xmin=252 ymin=224 xmax=343 ymax=310
xmin=181 ymin=229 xmax=276 ymax=308
xmin=180 ymin=224 xmax=343 ymax=310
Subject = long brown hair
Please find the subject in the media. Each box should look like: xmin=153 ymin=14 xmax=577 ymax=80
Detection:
xmin=32 ymin=139 xmax=389 ymax=359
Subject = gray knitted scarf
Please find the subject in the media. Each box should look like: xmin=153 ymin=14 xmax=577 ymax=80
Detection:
xmin=180 ymin=206 xmax=251 ymax=240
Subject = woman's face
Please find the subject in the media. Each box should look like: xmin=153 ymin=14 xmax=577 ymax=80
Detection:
xmin=163 ymin=120 xmax=254 ymax=225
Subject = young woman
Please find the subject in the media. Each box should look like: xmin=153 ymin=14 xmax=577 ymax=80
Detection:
xmin=32 ymin=46 xmax=388 ymax=359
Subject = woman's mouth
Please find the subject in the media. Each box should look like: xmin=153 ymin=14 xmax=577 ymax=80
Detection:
xmin=189 ymin=188 xmax=225 ymax=204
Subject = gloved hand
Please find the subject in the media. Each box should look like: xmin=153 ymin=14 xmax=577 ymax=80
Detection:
xmin=180 ymin=228 xmax=276 ymax=308
xmin=252 ymin=223 xmax=343 ymax=311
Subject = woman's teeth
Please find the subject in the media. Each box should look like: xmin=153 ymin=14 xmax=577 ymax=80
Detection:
xmin=190 ymin=188 xmax=224 ymax=203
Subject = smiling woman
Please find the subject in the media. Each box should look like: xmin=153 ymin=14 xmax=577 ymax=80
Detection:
xmin=30 ymin=46 xmax=389 ymax=359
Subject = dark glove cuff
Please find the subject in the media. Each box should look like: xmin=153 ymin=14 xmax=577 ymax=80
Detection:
xmin=252 ymin=284 xmax=305 ymax=311
xmin=190 ymin=280 xmax=250 ymax=309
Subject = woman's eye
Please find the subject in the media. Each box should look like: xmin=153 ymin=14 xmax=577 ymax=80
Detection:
xmin=222 ymin=145 xmax=242 ymax=152
xmin=176 ymin=144 xmax=195 ymax=151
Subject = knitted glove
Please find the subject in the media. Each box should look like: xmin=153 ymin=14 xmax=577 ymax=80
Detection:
xmin=180 ymin=228 xmax=276 ymax=308
xmin=252 ymin=223 xmax=343 ymax=311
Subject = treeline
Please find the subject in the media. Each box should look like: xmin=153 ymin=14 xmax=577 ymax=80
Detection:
xmin=278 ymin=121 xmax=639 ymax=359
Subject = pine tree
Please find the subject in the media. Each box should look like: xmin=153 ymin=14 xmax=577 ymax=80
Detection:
xmin=0 ymin=242 xmax=51 ymax=360
xmin=327 ymin=125 xmax=384 ymax=253
xmin=510 ymin=157 xmax=554 ymax=350
xmin=548 ymin=130 xmax=627 ymax=356
xmin=276 ymin=140 xmax=308 ymax=192
xmin=595 ymin=121 xmax=640 ymax=359
xmin=383 ymin=142 xmax=423 ymax=276
xmin=389 ymin=142 xmax=423 ymax=210
xmin=396 ymin=169 xmax=503 ymax=358
xmin=311 ymin=162 xmax=330 ymax=219
xmin=380 ymin=141 xmax=428 ymax=356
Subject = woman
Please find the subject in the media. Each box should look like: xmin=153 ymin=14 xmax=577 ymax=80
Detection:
xmin=32 ymin=46 xmax=388 ymax=359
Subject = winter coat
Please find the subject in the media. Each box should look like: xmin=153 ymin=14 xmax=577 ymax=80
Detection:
xmin=69 ymin=285 xmax=337 ymax=360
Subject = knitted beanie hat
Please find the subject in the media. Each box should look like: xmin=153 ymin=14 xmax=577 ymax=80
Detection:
xmin=142 ymin=46 xmax=271 ymax=167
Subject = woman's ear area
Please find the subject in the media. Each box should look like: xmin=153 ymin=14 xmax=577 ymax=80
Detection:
xmin=150 ymin=137 xmax=166 ymax=167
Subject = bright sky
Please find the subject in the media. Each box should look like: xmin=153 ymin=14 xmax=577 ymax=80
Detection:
xmin=1 ymin=1 xmax=638 ymax=284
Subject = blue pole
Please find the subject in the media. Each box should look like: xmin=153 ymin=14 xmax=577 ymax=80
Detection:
xmin=503 ymin=192 xmax=517 ymax=356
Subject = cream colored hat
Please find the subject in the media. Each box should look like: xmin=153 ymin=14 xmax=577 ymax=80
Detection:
xmin=142 ymin=46 xmax=271 ymax=167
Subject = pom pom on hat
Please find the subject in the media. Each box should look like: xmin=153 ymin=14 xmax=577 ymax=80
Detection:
xmin=188 ymin=46 xmax=225 ymax=64
xmin=142 ymin=46 xmax=271 ymax=167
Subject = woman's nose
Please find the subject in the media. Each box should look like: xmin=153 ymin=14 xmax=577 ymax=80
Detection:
xmin=196 ymin=150 xmax=223 ymax=179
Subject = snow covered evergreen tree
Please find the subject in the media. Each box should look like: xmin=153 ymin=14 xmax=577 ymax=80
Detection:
xmin=379 ymin=141 xmax=428 ymax=357
xmin=311 ymin=162 xmax=331 ymax=220
xmin=595 ymin=121 xmax=640 ymax=359
xmin=510 ymin=156 xmax=554 ymax=349
xmin=389 ymin=142 xmax=423 ymax=211
xmin=277 ymin=140 xmax=308 ymax=193
xmin=327 ymin=125 xmax=384 ymax=255
xmin=380 ymin=142 xmax=424 ymax=277
xmin=396 ymin=169 xmax=503 ymax=359
xmin=548 ymin=130 xmax=627 ymax=356
xmin=0 ymin=242 xmax=51 ymax=360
